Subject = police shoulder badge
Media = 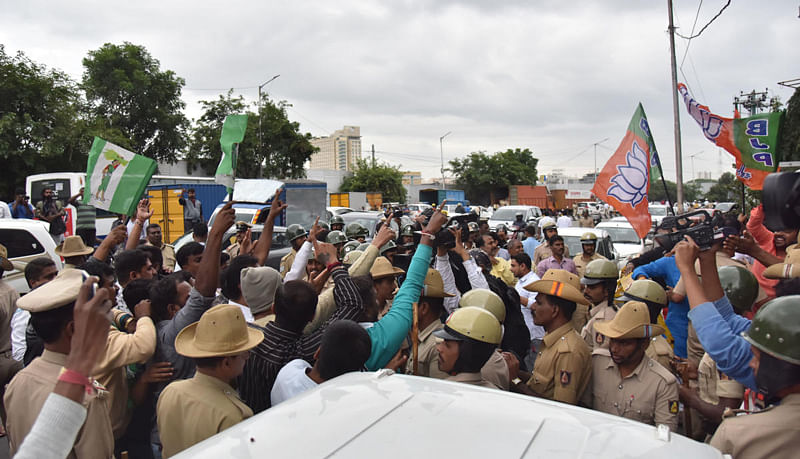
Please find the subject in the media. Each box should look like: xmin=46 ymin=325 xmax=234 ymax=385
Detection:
xmin=668 ymin=400 xmax=679 ymax=414
xmin=560 ymin=370 xmax=571 ymax=386
xmin=595 ymin=333 xmax=605 ymax=345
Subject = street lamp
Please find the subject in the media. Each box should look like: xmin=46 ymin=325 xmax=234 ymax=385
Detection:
xmin=258 ymin=74 xmax=281 ymax=154
xmin=440 ymin=131 xmax=452 ymax=190
xmin=593 ymin=137 xmax=609 ymax=182
xmin=689 ymin=150 xmax=703 ymax=181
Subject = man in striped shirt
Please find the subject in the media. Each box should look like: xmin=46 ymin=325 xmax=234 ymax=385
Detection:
xmin=69 ymin=188 xmax=97 ymax=247
xmin=237 ymin=241 xmax=364 ymax=413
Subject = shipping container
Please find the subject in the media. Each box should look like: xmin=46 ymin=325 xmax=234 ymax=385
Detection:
xmin=550 ymin=189 xmax=594 ymax=210
xmin=146 ymin=183 xmax=228 ymax=243
xmin=509 ymin=185 xmax=551 ymax=209
xmin=329 ymin=191 xmax=367 ymax=210
xmin=366 ymin=192 xmax=383 ymax=210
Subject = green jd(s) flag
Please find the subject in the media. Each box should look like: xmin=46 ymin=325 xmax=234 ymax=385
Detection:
xmin=84 ymin=137 xmax=157 ymax=216
xmin=215 ymin=115 xmax=249 ymax=189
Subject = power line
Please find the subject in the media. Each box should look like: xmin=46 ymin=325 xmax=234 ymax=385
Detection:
xmin=675 ymin=0 xmax=731 ymax=40
xmin=679 ymin=0 xmax=704 ymax=69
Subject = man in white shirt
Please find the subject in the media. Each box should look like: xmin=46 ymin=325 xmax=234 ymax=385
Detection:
xmin=271 ymin=320 xmax=371 ymax=405
xmin=509 ymin=252 xmax=545 ymax=369
xmin=556 ymin=212 xmax=571 ymax=228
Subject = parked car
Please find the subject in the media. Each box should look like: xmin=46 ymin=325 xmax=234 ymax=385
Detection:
xmin=648 ymin=204 xmax=671 ymax=227
xmin=405 ymin=203 xmax=431 ymax=217
xmin=555 ymin=227 xmax=618 ymax=262
xmin=487 ymin=205 xmax=542 ymax=230
xmin=173 ymin=371 xmax=724 ymax=459
xmin=339 ymin=211 xmax=384 ymax=238
xmin=172 ymin=224 xmax=291 ymax=271
xmin=208 ymin=202 xmax=270 ymax=229
xmin=326 ymin=207 xmax=354 ymax=221
xmin=0 ymin=219 xmax=62 ymax=294
xmin=595 ymin=218 xmax=647 ymax=262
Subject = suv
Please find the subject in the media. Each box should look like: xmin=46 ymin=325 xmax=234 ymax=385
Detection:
xmin=487 ymin=205 xmax=542 ymax=230
xmin=0 ymin=219 xmax=62 ymax=294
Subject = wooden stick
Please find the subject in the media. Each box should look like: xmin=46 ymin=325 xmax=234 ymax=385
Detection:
xmin=412 ymin=302 xmax=419 ymax=375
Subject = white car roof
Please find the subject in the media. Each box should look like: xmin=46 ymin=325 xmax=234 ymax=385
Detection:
xmin=175 ymin=372 xmax=722 ymax=459
xmin=554 ymin=227 xmax=612 ymax=238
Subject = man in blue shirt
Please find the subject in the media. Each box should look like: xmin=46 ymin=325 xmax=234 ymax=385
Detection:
xmin=521 ymin=225 xmax=540 ymax=261
xmin=632 ymin=254 xmax=689 ymax=358
xmin=9 ymin=188 xmax=34 ymax=219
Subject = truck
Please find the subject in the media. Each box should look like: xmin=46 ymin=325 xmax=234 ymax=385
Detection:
xmin=418 ymin=188 xmax=466 ymax=206
xmin=329 ymin=191 xmax=368 ymax=211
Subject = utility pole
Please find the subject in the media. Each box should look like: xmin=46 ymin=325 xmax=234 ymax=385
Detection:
xmin=257 ymin=74 xmax=280 ymax=158
xmin=371 ymin=144 xmax=375 ymax=167
xmin=593 ymin=138 xmax=609 ymax=183
xmin=667 ymin=0 xmax=684 ymax=212
xmin=440 ymin=131 xmax=452 ymax=190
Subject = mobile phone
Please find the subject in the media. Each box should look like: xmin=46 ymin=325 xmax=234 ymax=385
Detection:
xmin=81 ymin=273 xmax=97 ymax=300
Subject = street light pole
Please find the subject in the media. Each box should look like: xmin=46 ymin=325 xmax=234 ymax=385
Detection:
xmin=257 ymin=74 xmax=281 ymax=156
xmin=689 ymin=150 xmax=703 ymax=181
xmin=440 ymin=131 xmax=452 ymax=190
xmin=593 ymin=137 xmax=609 ymax=182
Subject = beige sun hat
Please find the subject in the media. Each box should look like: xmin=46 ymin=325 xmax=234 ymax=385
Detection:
xmin=764 ymin=245 xmax=800 ymax=279
xmin=369 ymin=256 xmax=405 ymax=280
xmin=525 ymin=269 xmax=590 ymax=305
xmin=175 ymin=304 xmax=264 ymax=358
xmin=422 ymin=268 xmax=455 ymax=298
xmin=54 ymin=235 xmax=94 ymax=257
xmin=17 ymin=268 xmax=84 ymax=312
xmin=594 ymin=301 xmax=665 ymax=339
xmin=0 ymin=244 xmax=13 ymax=271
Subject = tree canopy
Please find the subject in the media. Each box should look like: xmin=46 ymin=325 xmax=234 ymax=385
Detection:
xmin=82 ymin=42 xmax=189 ymax=163
xmin=0 ymin=45 xmax=87 ymax=196
xmin=185 ymin=91 xmax=316 ymax=179
xmin=778 ymin=87 xmax=800 ymax=162
xmin=448 ymin=148 xmax=538 ymax=204
xmin=340 ymin=160 xmax=406 ymax=203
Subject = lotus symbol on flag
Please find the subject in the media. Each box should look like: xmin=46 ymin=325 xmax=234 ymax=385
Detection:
xmin=608 ymin=140 xmax=648 ymax=208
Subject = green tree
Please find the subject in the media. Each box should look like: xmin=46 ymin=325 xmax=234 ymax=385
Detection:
xmin=705 ymin=172 xmax=761 ymax=209
xmin=340 ymin=160 xmax=406 ymax=203
xmin=778 ymin=87 xmax=800 ymax=162
xmin=82 ymin=42 xmax=189 ymax=163
xmin=648 ymin=180 xmax=700 ymax=204
xmin=448 ymin=148 xmax=538 ymax=204
xmin=0 ymin=45 xmax=87 ymax=196
xmin=185 ymin=91 xmax=316 ymax=179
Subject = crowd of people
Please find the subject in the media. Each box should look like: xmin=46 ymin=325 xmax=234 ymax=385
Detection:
xmin=0 ymin=189 xmax=798 ymax=458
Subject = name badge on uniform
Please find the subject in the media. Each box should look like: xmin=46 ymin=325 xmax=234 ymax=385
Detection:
xmin=669 ymin=400 xmax=679 ymax=414
xmin=560 ymin=370 xmax=571 ymax=386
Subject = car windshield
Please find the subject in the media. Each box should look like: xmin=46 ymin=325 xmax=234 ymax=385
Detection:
xmin=600 ymin=226 xmax=640 ymax=244
xmin=492 ymin=208 xmax=524 ymax=220
xmin=340 ymin=214 xmax=379 ymax=236
xmin=649 ymin=206 xmax=668 ymax=216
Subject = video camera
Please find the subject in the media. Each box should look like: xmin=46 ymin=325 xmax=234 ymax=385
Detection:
xmin=419 ymin=207 xmax=478 ymax=250
xmin=655 ymin=210 xmax=725 ymax=251
xmin=763 ymin=171 xmax=800 ymax=232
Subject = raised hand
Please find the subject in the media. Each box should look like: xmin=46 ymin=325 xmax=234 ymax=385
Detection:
xmin=65 ymin=276 xmax=112 ymax=377
xmin=136 ymin=198 xmax=153 ymax=223
xmin=267 ymin=188 xmax=288 ymax=222
xmin=211 ymin=201 xmax=236 ymax=237
xmin=371 ymin=225 xmax=395 ymax=248
xmin=313 ymin=241 xmax=339 ymax=267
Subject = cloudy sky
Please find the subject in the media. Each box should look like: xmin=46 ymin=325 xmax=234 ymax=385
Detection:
xmin=2 ymin=1 xmax=798 ymax=182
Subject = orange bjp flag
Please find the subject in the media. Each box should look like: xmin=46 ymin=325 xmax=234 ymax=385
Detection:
xmin=592 ymin=104 xmax=655 ymax=239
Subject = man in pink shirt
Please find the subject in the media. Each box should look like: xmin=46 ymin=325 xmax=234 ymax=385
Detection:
xmin=745 ymin=204 xmax=798 ymax=300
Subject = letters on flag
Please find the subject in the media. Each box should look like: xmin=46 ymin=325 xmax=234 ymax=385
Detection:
xmin=592 ymin=104 xmax=656 ymax=239
xmin=84 ymin=137 xmax=157 ymax=215
xmin=678 ymin=83 xmax=782 ymax=190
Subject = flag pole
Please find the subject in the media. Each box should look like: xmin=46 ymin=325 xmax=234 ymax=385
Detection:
xmin=229 ymin=143 xmax=239 ymax=201
xmin=654 ymin=152 xmax=675 ymax=215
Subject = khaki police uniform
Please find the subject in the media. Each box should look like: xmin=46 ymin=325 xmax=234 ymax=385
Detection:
xmin=686 ymin=321 xmax=705 ymax=365
xmin=279 ymin=248 xmax=298 ymax=279
xmin=406 ymin=320 xmax=448 ymax=379
xmin=446 ymin=371 xmax=498 ymax=389
xmin=572 ymin=252 xmax=606 ymax=279
xmin=697 ymin=352 xmax=744 ymax=406
xmin=157 ymin=372 xmax=254 ymax=457
xmin=580 ymin=300 xmax=617 ymax=350
xmin=225 ymin=241 xmax=242 ymax=259
xmin=526 ymin=322 xmax=591 ymax=404
xmin=5 ymin=350 xmax=114 ymax=458
xmin=146 ymin=242 xmax=176 ymax=271
xmin=481 ymin=349 xmax=510 ymax=391
xmin=644 ymin=335 xmax=674 ymax=370
xmin=710 ymin=393 xmax=800 ymax=459
xmin=587 ymin=348 xmax=679 ymax=431
xmin=93 ymin=319 xmax=156 ymax=438
xmin=570 ymin=303 xmax=591 ymax=333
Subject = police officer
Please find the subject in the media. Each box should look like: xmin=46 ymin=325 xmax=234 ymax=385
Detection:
xmin=580 ymin=259 xmax=620 ymax=349
xmin=533 ymin=221 xmax=570 ymax=265
xmin=586 ymin=301 xmax=679 ymax=431
xmin=434 ymin=307 xmax=503 ymax=389
xmin=157 ymin=304 xmax=264 ymax=457
xmin=326 ymin=230 xmax=347 ymax=256
xmin=464 ymin=222 xmax=480 ymax=250
xmin=458 ymin=289 xmax=510 ymax=390
xmin=5 ymin=270 xmax=115 ymax=457
xmin=573 ymin=232 xmax=607 ymax=279
xmin=329 ymin=215 xmax=345 ymax=232
xmin=280 ymin=224 xmax=308 ymax=279
xmin=710 ymin=295 xmax=800 ymax=458
xmin=379 ymin=240 xmax=398 ymax=264
xmin=406 ymin=269 xmax=454 ymax=379
xmin=345 ymin=222 xmax=369 ymax=243
xmin=225 ymin=221 xmax=252 ymax=259
xmin=145 ymin=223 xmax=177 ymax=272
xmin=505 ymin=269 xmax=591 ymax=404
xmin=341 ymin=240 xmax=361 ymax=259
xmin=618 ymin=279 xmax=674 ymax=370
xmin=400 ymin=224 xmax=415 ymax=246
